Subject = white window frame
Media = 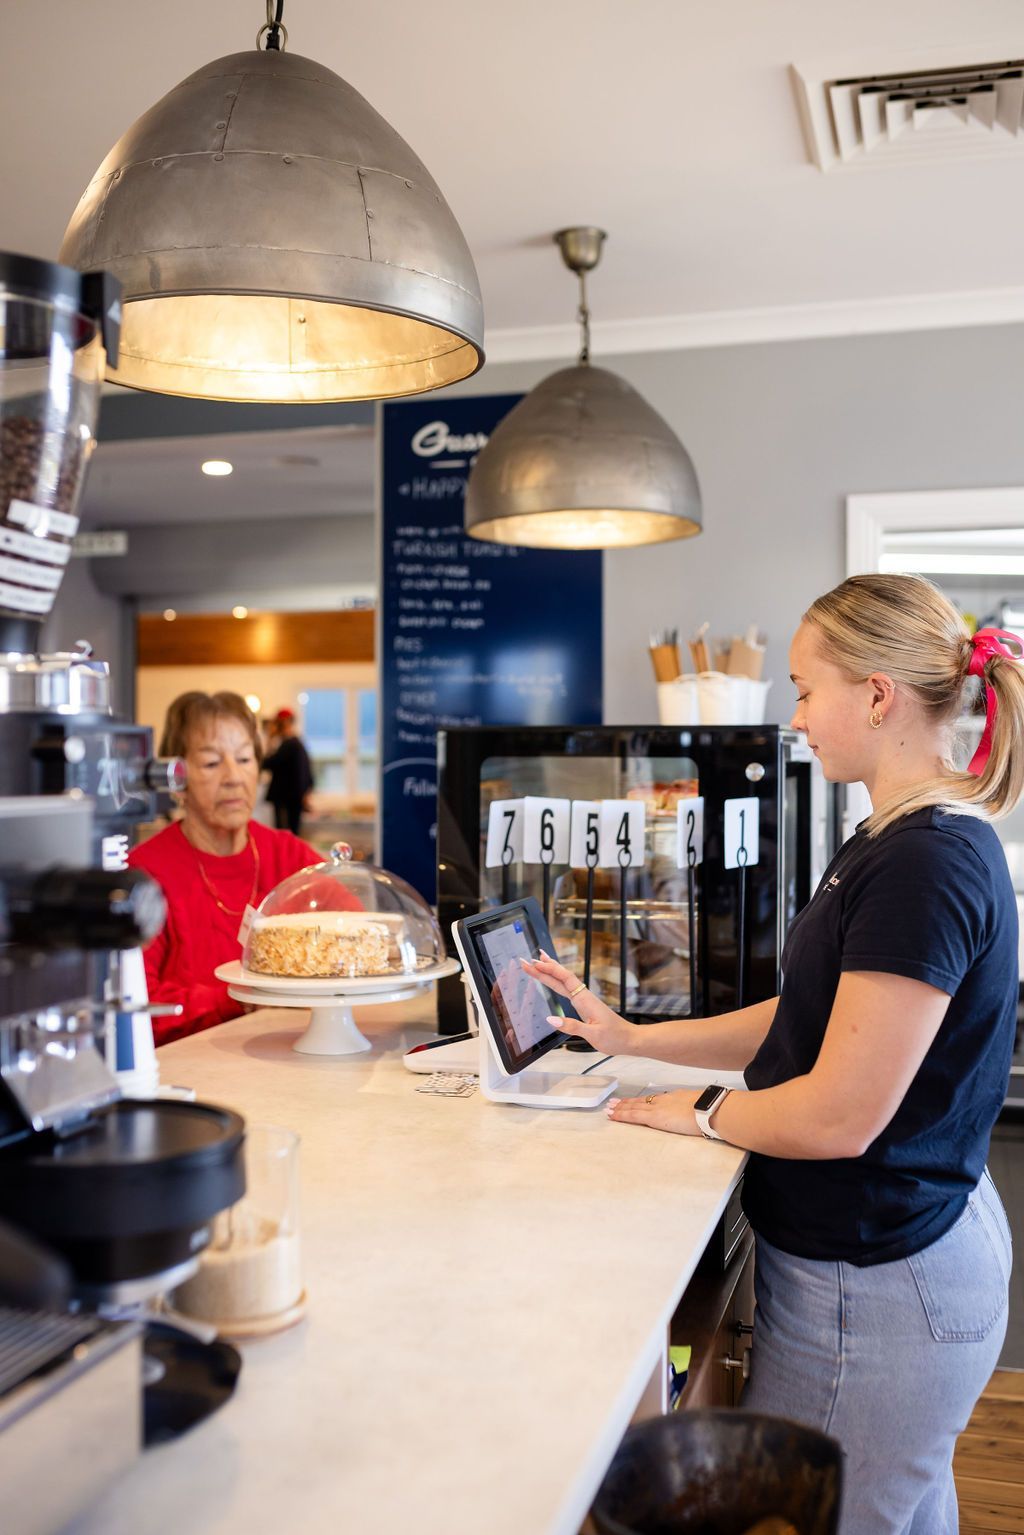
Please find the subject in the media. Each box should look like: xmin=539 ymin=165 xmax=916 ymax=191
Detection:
xmin=304 ymin=685 xmax=378 ymax=801
xmin=846 ymin=487 xmax=1024 ymax=578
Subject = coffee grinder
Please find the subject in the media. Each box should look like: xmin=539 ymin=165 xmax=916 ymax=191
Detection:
xmin=0 ymin=253 xmax=247 ymax=1533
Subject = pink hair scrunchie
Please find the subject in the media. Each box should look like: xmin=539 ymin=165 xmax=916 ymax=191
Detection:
xmin=966 ymin=627 xmax=1024 ymax=775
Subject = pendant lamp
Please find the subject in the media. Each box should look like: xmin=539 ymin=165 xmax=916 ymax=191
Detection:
xmin=464 ymin=228 xmax=700 ymax=549
xmin=58 ymin=2 xmax=483 ymax=403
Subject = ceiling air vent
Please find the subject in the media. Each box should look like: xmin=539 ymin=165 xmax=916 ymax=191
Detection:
xmin=792 ymin=59 xmax=1024 ymax=170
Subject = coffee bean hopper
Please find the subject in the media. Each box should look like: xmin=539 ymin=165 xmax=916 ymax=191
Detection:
xmin=0 ymin=254 xmax=247 ymax=1534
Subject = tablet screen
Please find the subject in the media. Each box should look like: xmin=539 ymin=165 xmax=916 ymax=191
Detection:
xmin=463 ymin=901 xmax=574 ymax=1073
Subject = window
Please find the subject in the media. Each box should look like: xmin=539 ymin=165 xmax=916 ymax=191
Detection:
xmin=356 ymin=689 xmax=377 ymax=795
xmin=301 ymin=687 xmax=377 ymax=798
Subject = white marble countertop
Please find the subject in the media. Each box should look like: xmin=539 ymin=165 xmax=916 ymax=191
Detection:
xmin=73 ymin=998 xmax=746 ymax=1535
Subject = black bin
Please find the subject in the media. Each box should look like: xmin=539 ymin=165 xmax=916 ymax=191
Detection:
xmin=591 ymin=1410 xmax=842 ymax=1535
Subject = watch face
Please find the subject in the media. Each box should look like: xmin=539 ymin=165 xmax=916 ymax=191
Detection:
xmin=694 ymin=1085 xmax=726 ymax=1113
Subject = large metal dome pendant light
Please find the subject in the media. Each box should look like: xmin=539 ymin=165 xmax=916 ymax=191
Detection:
xmin=59 ymin=1 xmax=484 ymax=403
xmin=464 ymin=227 xmax=701 ymax=549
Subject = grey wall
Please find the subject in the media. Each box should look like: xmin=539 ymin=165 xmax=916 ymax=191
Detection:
xmin=89 ymin=512 xmax=376 ymax=605
xmin=41 ymin=557 xmax=135 ymax=716
xmin=437 ymin=322 xmax=1024 ymax=724
xmin=64 ymin=320 xmax=1024 ymax=725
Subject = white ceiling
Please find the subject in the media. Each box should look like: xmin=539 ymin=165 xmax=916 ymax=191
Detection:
xmin=6 ymin=0 xmax=1024 ymax=360
xmin=79 ymin=426 xmax=375 ymax=526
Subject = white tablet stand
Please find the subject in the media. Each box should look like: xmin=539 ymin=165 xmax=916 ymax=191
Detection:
xmin=453 ymin=930 xmax=616 ymax=1109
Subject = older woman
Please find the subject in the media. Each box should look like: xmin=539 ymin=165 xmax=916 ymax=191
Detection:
xmin=129 ymin=691 xmax=357 ymax=1046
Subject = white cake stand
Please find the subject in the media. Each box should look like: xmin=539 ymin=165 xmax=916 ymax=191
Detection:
xmin=215 ymin=958 xmax=462 ymax=1056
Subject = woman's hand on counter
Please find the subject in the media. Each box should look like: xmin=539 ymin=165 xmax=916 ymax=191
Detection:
xmin=605 ymin=1089 xmax=701 ymax=1135
xmin=518 ymin=952 xmax=639 ymax=1057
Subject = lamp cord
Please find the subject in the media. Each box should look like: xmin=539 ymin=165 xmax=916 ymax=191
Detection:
xmin=261 ymin=0 xmax=285 ymax=50
xmin=577 ymin=271 xmax=591 ymax=365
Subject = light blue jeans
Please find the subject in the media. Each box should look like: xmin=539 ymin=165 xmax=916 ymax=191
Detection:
xmin=742 ymin=1170 xmax=1012 ymax=1535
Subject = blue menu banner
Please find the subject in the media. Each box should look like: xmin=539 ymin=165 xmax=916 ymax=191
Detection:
xmin=379 ymin=393 xmax=603 ymax=900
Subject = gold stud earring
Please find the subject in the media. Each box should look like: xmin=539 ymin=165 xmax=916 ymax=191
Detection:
xmin=869 ymin=710 xmax=884 ymax=729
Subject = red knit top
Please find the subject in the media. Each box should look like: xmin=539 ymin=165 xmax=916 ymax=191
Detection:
xmin=128 ymin=820 xmax=353 ymax=1046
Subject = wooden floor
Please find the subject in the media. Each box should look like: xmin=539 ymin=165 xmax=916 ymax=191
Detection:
xmin=956 ymin=1371 xmax=1024 ymax=1534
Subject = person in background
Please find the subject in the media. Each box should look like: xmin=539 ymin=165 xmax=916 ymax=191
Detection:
xmin=129 ymin=691 xmax=357 ymax=1045
xmin=524 ymin=573 xmax=1021 ymax=1535
xmin=264 ymin=706 xmax=315 ymax=836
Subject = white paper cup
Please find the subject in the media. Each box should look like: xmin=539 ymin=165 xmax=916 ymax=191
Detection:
xmin=745 ymin=678 xmax=773 ymax=724
xmin=697 ymin=672 xmax=745 ymax=723
xmin=657 ymin=677 xmax=700 ymax=725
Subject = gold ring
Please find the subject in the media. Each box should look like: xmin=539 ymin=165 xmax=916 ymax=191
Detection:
xmin=568 ymin=983 xmax=587 ymax=999
xmin=645 ymin=1094 xmax=657 ymax=1105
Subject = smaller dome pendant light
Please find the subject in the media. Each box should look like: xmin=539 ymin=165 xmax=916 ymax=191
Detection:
xmin=464 ymin=227 xmax=701 ymax=550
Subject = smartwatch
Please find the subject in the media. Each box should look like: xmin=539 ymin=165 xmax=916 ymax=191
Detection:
xmin=694 ymin=1084 xmax=730 ymax=1141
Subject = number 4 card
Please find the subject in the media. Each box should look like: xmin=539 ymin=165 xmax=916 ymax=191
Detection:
xmin=598 ymin=799 xmax=646 ymax=869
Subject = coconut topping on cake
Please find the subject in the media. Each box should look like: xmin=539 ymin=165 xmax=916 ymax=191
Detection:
xmin=246 ymin=911 xmax=391 ymax=978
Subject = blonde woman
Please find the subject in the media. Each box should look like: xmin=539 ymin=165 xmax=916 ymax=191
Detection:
xmin=524 ymin=574 xmax=1020 ymax=1535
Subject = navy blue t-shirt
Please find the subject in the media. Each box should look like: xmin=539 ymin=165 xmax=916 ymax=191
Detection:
xmin=742 ymin=807 xmax=1018 ymax=1266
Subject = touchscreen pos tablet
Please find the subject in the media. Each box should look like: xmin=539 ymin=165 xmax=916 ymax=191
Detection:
xmin=452 ymin=899 xmax=616 ymax=1109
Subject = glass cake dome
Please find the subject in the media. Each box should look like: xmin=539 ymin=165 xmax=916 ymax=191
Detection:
xmin=242 ymin=843 xmax=443 ymax=980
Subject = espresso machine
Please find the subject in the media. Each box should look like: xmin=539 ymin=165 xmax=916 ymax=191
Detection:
xmin=0 ymin=253 xmax=247 ymax=1533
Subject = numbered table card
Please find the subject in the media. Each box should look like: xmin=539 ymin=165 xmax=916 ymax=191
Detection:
xmin=522 ymin=797 xmax=571 ymax=865
xmin=723 ymin=796 xmax=760 ymax=869
xmin=599 ymin=799 xmax=647 ymax=869
xmin=485 ymin=798 xmax=525 ymax=868
xmin=676 ymin=796 xmax=704 ymax=870
xmin=569 ymin=800 xmax=602 ymax=870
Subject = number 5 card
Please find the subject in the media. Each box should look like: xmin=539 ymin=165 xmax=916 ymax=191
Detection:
xmin=569 ymin=800 xmax=601 ymax=869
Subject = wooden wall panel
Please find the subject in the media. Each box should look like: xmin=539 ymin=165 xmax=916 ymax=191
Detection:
xmin=138 ymin=609 xmax=375 ymax=667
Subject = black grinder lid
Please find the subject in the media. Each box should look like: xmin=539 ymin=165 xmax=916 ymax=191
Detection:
xmin=0 ymin=1099 xmax=246 ymax=1241
xmin=0 ymin=250 xmax=121 ymax=366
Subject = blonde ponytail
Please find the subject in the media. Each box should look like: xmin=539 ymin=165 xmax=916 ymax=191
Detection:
xmin=803 ymin=574 xmax=1024 ymax=836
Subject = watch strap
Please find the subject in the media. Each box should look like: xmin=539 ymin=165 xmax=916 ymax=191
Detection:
xmin=695 ymin=1086 xmax=730 ymax=1141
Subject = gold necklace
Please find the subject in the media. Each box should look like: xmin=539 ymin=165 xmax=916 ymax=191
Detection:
xmin=193 ymin=831 xmax=261 ymax=917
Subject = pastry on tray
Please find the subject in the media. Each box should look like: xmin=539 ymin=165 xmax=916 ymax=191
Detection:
xmin=626 ymin=779 xmax=699 ymax=813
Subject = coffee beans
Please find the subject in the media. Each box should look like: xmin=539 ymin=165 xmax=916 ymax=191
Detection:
xmin=0 ymin=414 xmax=88 ymax=524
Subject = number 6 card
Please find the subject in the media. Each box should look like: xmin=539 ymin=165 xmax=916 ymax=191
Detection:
xmin=522 ymin=797 xmax=570 ymax=865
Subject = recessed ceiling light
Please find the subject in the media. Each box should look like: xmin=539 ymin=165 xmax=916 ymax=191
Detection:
xmin=232 ymin=605 xmax=248 ymax=619
xmin=163 ymin=608 xmax=177 ymax=621
xmin=202 ymin=459 xmax=234 ymax=477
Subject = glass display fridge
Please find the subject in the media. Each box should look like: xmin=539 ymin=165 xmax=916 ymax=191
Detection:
xmin=435 ymin=725 xmax=836 ymax=1034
